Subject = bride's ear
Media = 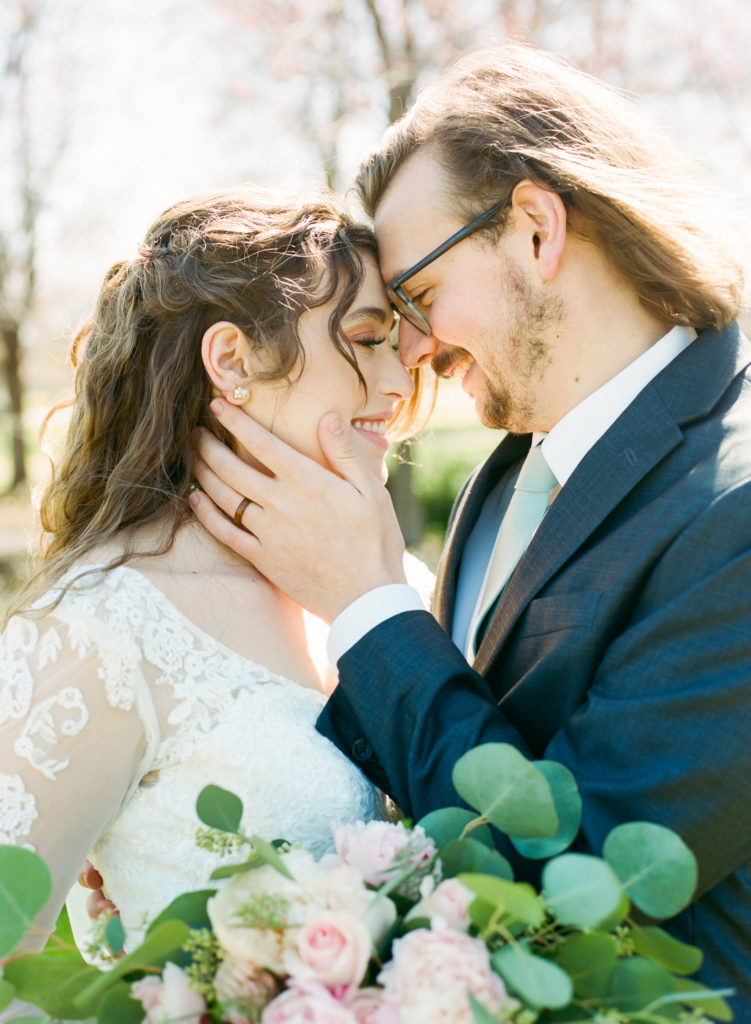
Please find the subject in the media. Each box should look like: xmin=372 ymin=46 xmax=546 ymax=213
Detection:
xmin=201 ymin=321 xmax=255 ymax=404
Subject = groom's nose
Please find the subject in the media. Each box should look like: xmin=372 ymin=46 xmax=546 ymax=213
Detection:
xmin=398 ymin=317 xmax=436 ymax=368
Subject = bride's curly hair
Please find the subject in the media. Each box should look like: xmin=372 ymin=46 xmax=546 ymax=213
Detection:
xmin=12 ymin=187 xmax=425 ymax=618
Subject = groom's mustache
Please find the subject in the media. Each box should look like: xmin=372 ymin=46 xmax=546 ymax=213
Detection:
xmin=431 ymin=345 xmax=469 ymax=379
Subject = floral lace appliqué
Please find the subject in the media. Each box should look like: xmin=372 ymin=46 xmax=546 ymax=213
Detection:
xmin=14 ymin=686 xmax=90 ymax=781
xmin=0 ymin=772 xmax=38 ymax=847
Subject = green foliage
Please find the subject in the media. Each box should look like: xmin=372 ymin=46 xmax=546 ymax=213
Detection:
xmin=509 ymin=760 xmax=582 ymax=860
xmin=493 ymin=944 xmax=574 ymax=1009
xmin=542 ymin=853 xmax=624 ymax=929
xmin=452 ymin=743 xmax=558 ymax=838
xmin=603 ymin=821 xmax=698 ymax=918
xmin=0 ymin=742 xmax=731 ymax=1023
xmin=196 ymin=783 xmax=244 ymax=833
xmin=0 ymin=846 xmax=52 ymax=956
xmin=441 ymin=837 xmax=514 ymax=880
xmin=417 ymin=806 xmax=494 ymax=849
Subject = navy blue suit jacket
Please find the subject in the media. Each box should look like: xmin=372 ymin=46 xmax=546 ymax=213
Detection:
xmin=317 ymin=323 xmax=751 ymax=1010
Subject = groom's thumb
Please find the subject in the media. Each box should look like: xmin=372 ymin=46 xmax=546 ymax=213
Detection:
xmin=319 ymin=412 xmax=369 ymax=489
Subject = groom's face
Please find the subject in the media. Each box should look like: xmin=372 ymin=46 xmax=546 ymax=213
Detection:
xmin=374 ymin=150 xmax=562 ymax=435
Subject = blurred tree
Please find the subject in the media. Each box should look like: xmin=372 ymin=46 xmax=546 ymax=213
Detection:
xmin=0 ymin=0 xmax=76 ymax=491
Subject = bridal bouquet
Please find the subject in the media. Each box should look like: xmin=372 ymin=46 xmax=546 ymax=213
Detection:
xmin=0 ymin=743 xmax=734 ymax=1023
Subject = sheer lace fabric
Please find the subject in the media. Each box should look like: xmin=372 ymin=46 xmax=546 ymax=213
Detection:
xmin=0 ymin=565 xmax=386 ymax=948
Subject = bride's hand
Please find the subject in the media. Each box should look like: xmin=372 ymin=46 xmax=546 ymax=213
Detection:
xmin=78 ymin=860 xmax=119 ymax=919
xmin=190 ymin=401 xmax=407 ymax=622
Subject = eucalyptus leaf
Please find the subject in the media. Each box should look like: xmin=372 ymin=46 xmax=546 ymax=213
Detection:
xmin=592 ymin=889 xmax=630 ymax=932
xmin=2 ymin=955 xmax=102 ymax=1018
xmin=542 ymin=853 xmax=623 ymax=929
xmin=196 ymin=784 xmax=243 ymax=833
xmin=418 ymin=807 xmax=494 ymax=849
xmin=0 ymin=847 xmax=52 ymax=957
xmin=210 ymin=856 xmax=263 ymax=879
xmin=74 ymin=920 xmax=190 ymax=1005
xmin=510 ymin=760 xmax=582 ymax=859
xmin=630 ymin=923 xmax=703 ymax=976
xmin=452 ymin=743 xmax=558 ymax=838
xmin=146 ymin=889 xmax=215 ymax=933
xmin=251 ymin=835 xmax=294 ymax=880
xmin=555 ymin=932 xmax=619 ymax=999
xmin=603 ymin=822 xmax=697 ymax=919
xmin=643 ymin=978 xmax=734 ymax=1021
xmin=469 ymin=992 xmax=502 ymax=1024
xmin=606 ymin=956 xmax=678 ymax=1011
xmin=492 ymin=944 xmax=573 ymax=1009
xmin=104 ymin=915 xmax=125 ymax=957
xmin=459 ymin=874 xmax=545 ymax=930
xmin=0 ymin=978 xmax=15 ymax=1011
xmin=441 ymin=837 xmax=514 ymax=879
xmin=44 ymin=904 xmax=77 ymax=955
xmin=97 ymin=982 xmax=147 ymax=1024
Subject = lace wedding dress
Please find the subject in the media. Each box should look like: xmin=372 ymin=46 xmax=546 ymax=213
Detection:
xmin=0 ymin=564 xmax=387 ymax=950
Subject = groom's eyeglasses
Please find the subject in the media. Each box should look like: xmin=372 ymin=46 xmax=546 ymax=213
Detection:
xmin=385 ymin=199 xmax=507 ymax=336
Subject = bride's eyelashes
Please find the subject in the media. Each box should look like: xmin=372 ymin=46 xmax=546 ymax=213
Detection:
xmin=351 ymin=337 xmax=389 ymax=349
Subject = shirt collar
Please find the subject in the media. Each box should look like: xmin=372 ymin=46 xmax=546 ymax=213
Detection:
xmin=536 ymin=324 xmax=696 ymax=486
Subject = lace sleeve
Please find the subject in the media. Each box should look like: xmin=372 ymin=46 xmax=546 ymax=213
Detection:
xmin=0 ymin=607 xmax=158 ymax=940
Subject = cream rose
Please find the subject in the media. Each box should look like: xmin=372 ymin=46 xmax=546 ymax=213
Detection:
xmin=406 ymin=878 xmax=475 ymax=932
xmin=130 ymin=962 xmax=206 ymax=1024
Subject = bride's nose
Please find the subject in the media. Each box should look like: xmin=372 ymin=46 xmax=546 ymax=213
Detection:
xmin=378 ymin=344 xmax=415 ymax=401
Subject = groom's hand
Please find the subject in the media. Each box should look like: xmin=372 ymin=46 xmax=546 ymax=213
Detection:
xmin=191 ymin=400 xmax=407 ymax=622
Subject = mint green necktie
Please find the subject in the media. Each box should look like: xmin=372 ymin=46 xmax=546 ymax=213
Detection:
xmin=466 ymin=444 xmax=557 ymax=660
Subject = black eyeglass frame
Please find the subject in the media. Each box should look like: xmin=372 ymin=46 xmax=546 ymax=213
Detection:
xmin=385 ymin=199 xmax=507 ymax=336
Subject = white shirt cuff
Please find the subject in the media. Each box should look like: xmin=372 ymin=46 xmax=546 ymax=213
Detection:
xmin=327 ymin=584 xmax=426 ymax=668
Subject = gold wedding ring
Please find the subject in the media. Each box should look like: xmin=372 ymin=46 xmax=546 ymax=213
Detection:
xmin=233 ymin=496 xmax=252 ymax=526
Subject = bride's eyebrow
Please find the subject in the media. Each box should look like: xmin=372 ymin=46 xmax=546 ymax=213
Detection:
xmin=344 ymin=306 xmax=394 ymax=330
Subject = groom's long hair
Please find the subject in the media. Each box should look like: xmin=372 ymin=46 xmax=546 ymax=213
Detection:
xmin=11 ymin=188 xmax=424 ymax=618
xmin=356 ymin=42 xmax=745 ymax=332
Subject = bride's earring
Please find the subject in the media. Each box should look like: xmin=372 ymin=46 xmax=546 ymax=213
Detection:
xmin=231 ymin=385 xmax=249 ymax=402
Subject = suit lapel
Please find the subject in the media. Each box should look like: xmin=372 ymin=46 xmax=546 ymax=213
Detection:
xmin=433 ymin=432 xmax=530 ymax=628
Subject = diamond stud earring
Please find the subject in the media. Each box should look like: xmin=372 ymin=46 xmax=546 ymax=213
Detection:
xmin=232 ymin=386 xmax=249 ymax=402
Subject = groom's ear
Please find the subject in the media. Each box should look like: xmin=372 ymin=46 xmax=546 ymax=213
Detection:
xmin=510 ymin=179 xmax=567 ymax=283
xmin=201 ymin=321 xmax=255 ymax=404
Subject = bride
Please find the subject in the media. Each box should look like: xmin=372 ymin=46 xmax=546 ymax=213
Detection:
xmin=0 ymin=187 xmax=425 ymax=951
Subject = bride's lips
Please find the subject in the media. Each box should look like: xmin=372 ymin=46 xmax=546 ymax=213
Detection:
xmin=352 ymin=415 xmax=390 ymax=450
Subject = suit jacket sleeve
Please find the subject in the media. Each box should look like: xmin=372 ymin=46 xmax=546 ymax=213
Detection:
xmin=317 ymin=480 xmax=751 ymax=899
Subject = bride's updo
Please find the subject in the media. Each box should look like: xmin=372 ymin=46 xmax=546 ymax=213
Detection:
xmin=15 ymin=187 xmax=422 ymax=616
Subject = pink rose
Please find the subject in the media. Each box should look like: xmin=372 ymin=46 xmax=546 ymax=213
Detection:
xmin=131 ymin=962 xmax=206 ymax=1024
xmin=261 ymin=980 xmax=357 ymax=1023
xmin=343 ymin=986 xmax=386 ymax=1024
xmin=283 ymin=909 xmax=372 ymax=988
xmin=407 ymin=878 xmax=474 ymax=932
xmin=332 ymin=821 xmax=438 ymax=898
xmin=376 ymin=925 xmax=513 ymax=1024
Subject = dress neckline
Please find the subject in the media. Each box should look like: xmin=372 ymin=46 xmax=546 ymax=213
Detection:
xmin=63 ymin=562 xmax=327 ymax=702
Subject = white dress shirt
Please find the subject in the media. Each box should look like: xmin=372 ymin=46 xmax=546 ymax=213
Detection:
xmin=328 ymin=325 xmax=696 ymax=666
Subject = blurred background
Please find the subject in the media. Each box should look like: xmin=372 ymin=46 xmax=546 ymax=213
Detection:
xmin=1 ymin=0 xmax=750 ymax=612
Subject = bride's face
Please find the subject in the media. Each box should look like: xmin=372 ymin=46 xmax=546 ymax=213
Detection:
xmin=243 ymin=257 xmax=414 ymax=483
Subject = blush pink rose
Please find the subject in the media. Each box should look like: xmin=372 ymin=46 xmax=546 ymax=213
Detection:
xmin=283 ymin=909 xmax=372 ymax=988
xmin=131 ymin=962 xmax=206 ymax=1024
xmin=332 ymin=820 xmax=438 ymax=897
xmin=376 ymin=925 xmax=512 ymax=1024
xmin=343 ymin=986 xmax=386 ymax=1024
xmin=407 ymin=878 xmax=475 ymax=932
xmin=260 ymin=980 xmax=358 ymax=1023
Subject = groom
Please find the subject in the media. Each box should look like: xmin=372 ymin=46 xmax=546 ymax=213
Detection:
xmin=192 ymin=44 xmax=751 ymax=1004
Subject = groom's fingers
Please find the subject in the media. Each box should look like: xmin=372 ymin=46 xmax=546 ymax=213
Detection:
xmin=208 ymin=399 xmax=315 ymax=482
xmin=193 ymin=428 xmax=274 ymax=509
xmin=190 ymin=484 xmax=262 ymax=562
